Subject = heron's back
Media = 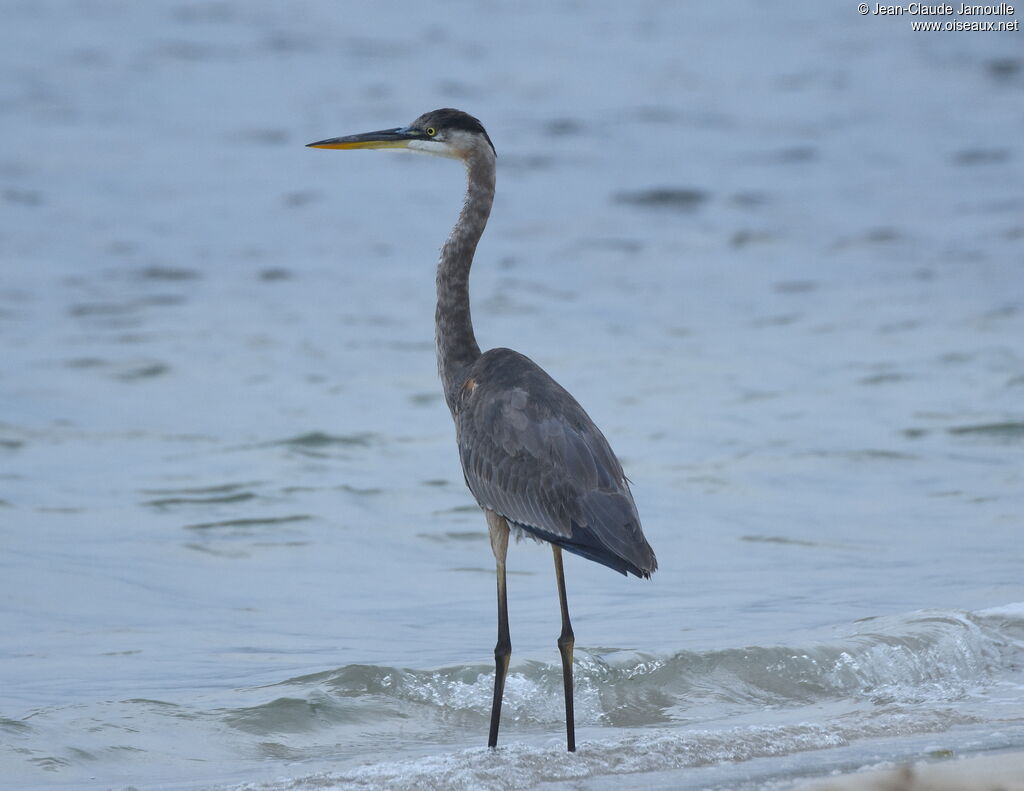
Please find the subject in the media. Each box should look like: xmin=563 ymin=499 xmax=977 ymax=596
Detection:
xmin=451 ymin=348 xmax=657 ymax=578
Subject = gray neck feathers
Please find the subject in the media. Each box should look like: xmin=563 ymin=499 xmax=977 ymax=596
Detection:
xmin=436 ymin=148 xmax=495 ymax=411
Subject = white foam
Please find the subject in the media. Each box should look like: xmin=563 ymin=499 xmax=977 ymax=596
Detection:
xmin=978 ymin=601 xmax=1024 ymax=620
xmin=219 ymin=710 xmax=983 ymax=791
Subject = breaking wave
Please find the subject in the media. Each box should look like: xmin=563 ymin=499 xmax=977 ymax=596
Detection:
xmin=205 ymin=605 xmax=1024 ymax=790
xmin=222 ymin=605 xmax=1024 ymax=737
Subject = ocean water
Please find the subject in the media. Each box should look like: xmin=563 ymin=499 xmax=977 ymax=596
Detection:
xmin=1 ymin=1 xmax=1023 ymax=789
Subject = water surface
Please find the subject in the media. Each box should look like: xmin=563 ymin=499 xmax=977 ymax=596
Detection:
xmin=1 ymin=1 xmax=1023 ymax=789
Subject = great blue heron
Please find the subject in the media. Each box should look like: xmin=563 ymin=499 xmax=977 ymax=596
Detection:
xmin=308 ymin=109 xmax=657 ymax=752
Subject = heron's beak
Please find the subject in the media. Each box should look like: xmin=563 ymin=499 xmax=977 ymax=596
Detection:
xmin=306 ymin=127 xmax=423 ymax=151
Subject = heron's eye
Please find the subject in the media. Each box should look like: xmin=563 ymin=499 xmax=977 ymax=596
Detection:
xmin=425 ymin=127 xmax=437 ymax=137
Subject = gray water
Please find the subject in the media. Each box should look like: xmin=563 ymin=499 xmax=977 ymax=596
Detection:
xmin=2 ymin=1 xmax=1023 ymax=789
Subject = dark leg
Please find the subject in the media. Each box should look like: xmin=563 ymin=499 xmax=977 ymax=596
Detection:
xmin=552 ymin=545 xmax=576 ymax=752
xmin=485 ymin=510 xmax=511 ymax=748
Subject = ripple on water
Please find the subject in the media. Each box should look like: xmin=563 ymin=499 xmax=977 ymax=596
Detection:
xmin=141 ymin=481 xmax=263 ymax=508
xmin=740 ymin=535 xmax=819 ymax=547
xmin=280 ymin=483 xmax=382 ymax=496
xmin=144 ymin=492 xmax=257 ymax=508
xmin=134 ymin=265 xmax=201 ymax=281
xmin=60 ymin=356 xmax=172 ymax=381
xmin=267 ymin=431 xmax=377 ymax=459
xmin=948 ymin=421 xmax=1024 ymax=442
xmin=613 ymin=187 xmax=709 ymax=211
xmin=0 ymin=718 xmax=32 ymax=735
xmin=417 ymin=530 xmax=488 ymax=543
xmin=183 ymin=515 xmax=313 ymax=530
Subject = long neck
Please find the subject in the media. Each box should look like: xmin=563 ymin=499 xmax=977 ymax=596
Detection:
xmin=436 ymin=148 xmax=495 ymax=410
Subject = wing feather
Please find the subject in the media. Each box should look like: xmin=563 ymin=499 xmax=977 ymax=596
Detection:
xmin=453 ymin=348 xmax=657 ymax=577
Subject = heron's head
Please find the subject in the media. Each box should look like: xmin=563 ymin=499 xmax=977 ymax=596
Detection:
xmin=307 ymin=108 xmax=495 ymax=161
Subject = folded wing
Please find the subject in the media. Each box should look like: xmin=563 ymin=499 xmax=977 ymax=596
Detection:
xmin=454 ymin=348 xmax=657 ymax=578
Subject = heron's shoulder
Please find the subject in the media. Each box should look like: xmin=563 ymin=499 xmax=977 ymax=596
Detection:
xmin=469 ymin=348 xmax=563 ymax=390
xmin=473 ymin=347 xmax=545 ymax=376
xmin=454 ymin=350 xmax=615 ymax=471
xmin=461 ymin=348 xmax=580 ymax=413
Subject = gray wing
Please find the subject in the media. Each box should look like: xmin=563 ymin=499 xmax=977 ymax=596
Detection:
xmin=453 ymin=348 xmax=656 ymax=577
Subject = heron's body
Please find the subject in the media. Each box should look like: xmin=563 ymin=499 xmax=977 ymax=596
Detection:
xmin=309 ymin=109 xmax=657 ymax=752
xmin=455 ymin=347 xmax=654 ymax=577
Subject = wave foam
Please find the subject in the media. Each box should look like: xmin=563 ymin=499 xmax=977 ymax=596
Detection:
xmin=221 ymin=709 xmax=983 ymax=791
xmin=228 ymin=606 xmax=1023 ymax=735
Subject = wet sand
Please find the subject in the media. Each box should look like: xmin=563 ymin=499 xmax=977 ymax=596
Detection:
xmin=798 ymin=751 xmax=1024 ymax=791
